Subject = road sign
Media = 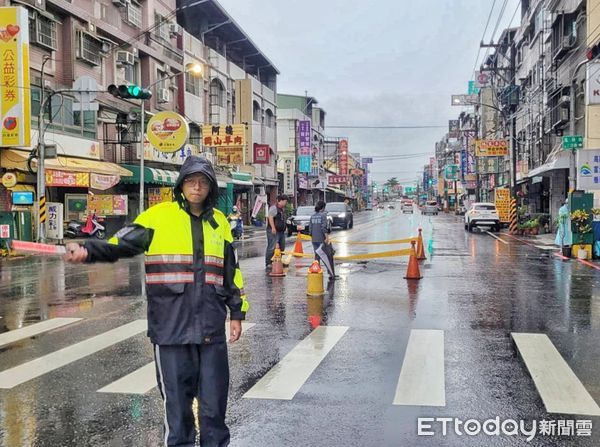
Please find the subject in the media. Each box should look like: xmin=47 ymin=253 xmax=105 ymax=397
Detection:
xmin=444 ymin=164 xmax=459 ymax=180
xmin=451 ymin=94 xmax=478 ymax=106
xmin=562 ymin=135 xmax=584 ymax=150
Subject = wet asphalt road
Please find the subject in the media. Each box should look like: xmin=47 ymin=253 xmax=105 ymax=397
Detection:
xmin=1 ymin=207 xmax=600 ymax=446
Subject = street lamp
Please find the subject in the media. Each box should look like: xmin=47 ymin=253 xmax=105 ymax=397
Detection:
xmin=110 ymin=62 xmax=203 ymax=214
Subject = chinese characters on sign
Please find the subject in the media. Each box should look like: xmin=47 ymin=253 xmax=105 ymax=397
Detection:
xmin=298 ymin=120 xmax=311 ymax=173
xmin=328 ymin=175 xmax=348 ymax=185
xmin=283 ymin=158 xmax=294 ymax=195
xmin=0 ymin=7 xmax=31 ymax=147
xmin=87 ymin=194 xmax=128 ymax=216
xmin=339 ymin=139 xmax=349 ymax=175
xmin=146 ymin=111 xmax=189 ymax=153
xmin=90 ymin=173 xmax=120 ymax=190
xmin=216 ymin=147 xmax=244 ymax=165
xmin=448 ymin=120 xmax=459 ymax=139
xmin=576 ymin=149 xmax=600 ymax=190
xmin=148 ymin=187 xmax=172 ymax=208
xmin=253 ymin=144 xmax=270 ymax=164
xmin=46 ymin=202 xmax=63 ymax=240
xmin=202 ymin=124 xmax=245 ymax=166
xmin=475 ymin=139 xmax=509 ymax=157
xmin=45 ymin=170 xmax=89 ymax=187
xmin=495 ymin=188 xmax=511 ymax=223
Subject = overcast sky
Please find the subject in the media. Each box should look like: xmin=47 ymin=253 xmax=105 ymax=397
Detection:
xmin=219 ymin=0 xmax=520 ymax=185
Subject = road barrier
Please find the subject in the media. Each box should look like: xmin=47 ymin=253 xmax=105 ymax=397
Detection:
xmin=404 ymin=241 xmax=423 ymax=280
xmin=298 ymin=233 xmax=418 ymax=245
xmin=416 ymin=228 xmax=426 ymax=261
xmin=306 ymin=261 xmax=324 ymax=295
xmin=269 ymin=244 xmax=286 ymax=277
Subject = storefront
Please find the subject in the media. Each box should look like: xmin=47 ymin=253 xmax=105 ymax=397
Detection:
xmin=231 ymin=171 xmax=253 ymax=225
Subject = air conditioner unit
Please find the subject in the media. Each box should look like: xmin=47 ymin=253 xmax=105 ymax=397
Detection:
xmin=168 ymin=23 xmax=180 ymax=36
xmin=112 ymin=0 xmax=126 ymax=7
xmin=157 ymin=88 xmax=170 ymax=103
xmin=560 ymin=107 xmax=569 ymax=122
xmin=559 ymin=95 xmax=570 ymax=105
xmin=163 ymin=64 xmax=171 ymax=73
xmin=87 ymin=22 xmax=95 ymax=33
xmin=116 ymin=51 xmax=135 ymax=66
xmin=131 ymin=47 xmax=139 ymax=57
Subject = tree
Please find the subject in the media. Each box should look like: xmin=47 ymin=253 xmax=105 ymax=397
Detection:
xmin=385 ymin=177 xmax=399 ymax=188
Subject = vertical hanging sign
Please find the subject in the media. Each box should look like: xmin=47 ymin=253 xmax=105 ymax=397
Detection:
xmin=0 ymin=6 xmax=30 ymax=147
xmin=298 ymin=120 xmax=311 ymax=173
xmin=339 ymin=139 xmax=348 ymax=175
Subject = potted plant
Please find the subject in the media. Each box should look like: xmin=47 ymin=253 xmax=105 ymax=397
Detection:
xmin=254 ymin=209 xmax=265 ymax=227
xmin=530 ymin=218 xmax=540 ymax=235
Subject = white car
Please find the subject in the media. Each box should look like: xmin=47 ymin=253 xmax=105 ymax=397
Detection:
xmin=464 ymin=202 xmax=501 ymax=232
xmin=401 ymin=200 xmax=414 ymax=213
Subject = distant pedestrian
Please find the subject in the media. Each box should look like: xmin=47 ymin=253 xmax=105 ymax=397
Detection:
xmin=309 ymin=200 xmax=330 ymax=262
xmin=64 ymin=156 xmax=248 ymax=447
xmin=265 ymin=194 xmax=288 ymax=268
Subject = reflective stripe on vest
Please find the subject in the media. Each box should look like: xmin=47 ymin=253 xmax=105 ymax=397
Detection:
xmin=146 ymin=272 xmax=194 ymax=284
xmin=205 ymin=272 xmax=224 ymax=286
xmin=204 ymin=255 xmax=224 ymax=267
xmin=145 ymin=254 xmax=194 ymax=264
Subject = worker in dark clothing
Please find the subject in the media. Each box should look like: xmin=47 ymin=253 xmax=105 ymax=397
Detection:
xmin=64 ymin=156 xmax=248 ymax=447
xmin=309 ymin=200 xmax=330 ymax=262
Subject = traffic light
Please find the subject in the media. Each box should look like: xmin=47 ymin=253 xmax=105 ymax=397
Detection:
xmin=587 ymin=43 xmax=600 ymax=60
xmin=108 ymin=84 xmax=152 ymax=100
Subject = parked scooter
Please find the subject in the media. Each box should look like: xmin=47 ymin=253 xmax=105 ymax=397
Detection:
xmin=227 ymin=206 xmax=243 ymax=239
xmin=65 ymin=214 xmax=106 ymax=239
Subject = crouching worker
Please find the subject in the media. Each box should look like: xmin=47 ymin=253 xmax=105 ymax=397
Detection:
xmin=64 ymin=156 xmax=248 ymax=447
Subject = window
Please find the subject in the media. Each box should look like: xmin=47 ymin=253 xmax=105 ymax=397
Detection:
xmin=185 ymin=71 xmax=201 ymax=96
xmin=127 ymin=2 xmax=142 ymax=28
xmin=265 ymin=108 xmax=274 ymax=128
xmin=77 ymin=32 xmax=102 ymax=66
xmin=32 ymin=88 xmax=97 ymax=138
xmin=154 ymin=13 xmax=169 ymax=41
xmin=252 ymin=100 xmax=261 ymax=122
xmin=210 ymin=79 xmax=225 ymax=107
xmin=29 ymin=11 xmax=57 ymax=50
xmin=123 ymin=60 xmax=139 ymax=84
xmin=156 ymin=70 xmax=168 ymax=91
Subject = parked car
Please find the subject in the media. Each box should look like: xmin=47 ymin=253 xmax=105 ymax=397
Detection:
xmin=401 ymin=200 xmax=414 ymax=214
xmin=325 ymin=202 xmax=354 ymax=229
xmin=388 ymin=204 xmax=395 ymax=209
xmin=464 ymin=202 xmax=500 ymax=232
xmin=422 ymin=200 xmax=439 ymax=215
xmin=286 ymin=206 xmax=332 ymax=236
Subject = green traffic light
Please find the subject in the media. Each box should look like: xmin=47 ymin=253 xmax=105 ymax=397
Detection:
xmin=128 ymin=85 xmax=141 ymax=97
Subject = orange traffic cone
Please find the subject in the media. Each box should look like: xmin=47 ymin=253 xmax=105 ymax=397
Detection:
xmin=269 ymin=244 xmax=286 ymax=277
xmin=416 ymin=228 xmax=426 ymax=261
xmin=404 ymin=241 xmax=423 ymax=280
xmin=292 ymin=234 xmax=304 ymax=257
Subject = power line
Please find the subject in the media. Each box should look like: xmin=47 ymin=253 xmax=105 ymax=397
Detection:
xmin=472 ymin=0 xmax=498 ymax=78
xmin=326 ymin=125 xmax=445 ymax=129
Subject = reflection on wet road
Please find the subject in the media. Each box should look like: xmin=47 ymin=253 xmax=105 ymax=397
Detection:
xmin=1 ymin=209 xmax=600 ymax=446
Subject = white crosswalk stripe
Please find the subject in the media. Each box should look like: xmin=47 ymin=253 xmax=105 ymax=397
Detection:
xmin=393 ymin=329 xmax=445 ymax=407
xmin=0 ymin=320 xmax=147 ymax=389
xmin=0 ymin=318 xmax=82 ymax=348
xmin=243 ymin=325 xmax=348 ymax=400
xmin=512 ymin=333 xmax=600 ymax=416
xmin=98 ymin=322 xmax=256 ymax=394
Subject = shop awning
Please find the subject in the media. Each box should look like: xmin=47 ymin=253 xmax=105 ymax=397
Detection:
xmin=7 ymin=184 xmax=35 ymax=192
xmin=527 ymin=151 xmax=570 ymax=178
xmin=232 ymin=179 xmax=253 ymax=186
xmin=1 ymin=149 xmax=132 ymax=177
xmin=326 ymin=186 xmax=346 ymax=196
xmin=120 ymin=164 xmax=179 ymax=186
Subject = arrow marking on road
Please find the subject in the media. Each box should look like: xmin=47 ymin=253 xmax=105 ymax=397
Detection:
xmin=512 ymin=333 xmax=600 ymax=416
xmin=97 ymin=322 xmax=256 ymax=394
xmin=393 ymin=329 xmax=445 ymax=406
xmin=243 ymin=326 xmax=349 ymax=400
xmin=486 ymin=231 xmax=508 ymax=244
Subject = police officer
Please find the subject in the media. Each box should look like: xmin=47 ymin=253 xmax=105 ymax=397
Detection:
xmin=65 ymin=156 xmax=248 ymax=447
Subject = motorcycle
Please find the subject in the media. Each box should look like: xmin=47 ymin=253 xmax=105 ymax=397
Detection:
xmin=229 ymin=217 xmax=243 ymax=239
xmin=65 ymin=214 xmax=106 ymax=239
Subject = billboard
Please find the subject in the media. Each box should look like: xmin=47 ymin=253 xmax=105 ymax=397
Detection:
xmin=0 ymin=7 xmax=31 ymax=147
xmin=339 ymin=139 xmax=348 ymax=175
xmin=475 ymin=139 xmax=509 ymax=157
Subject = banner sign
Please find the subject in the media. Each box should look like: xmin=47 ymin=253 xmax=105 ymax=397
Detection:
xmin=449 ymin=120 xmax=459 ymax=138
xmin=362 ymin=157 xmax=373 ymax=164
xmin=298 ymin=120 xmax=311 ymax=156
xmin=46 ymin=202 xmax=63 ymax=240
xmin=202 ymin=124 xmax=245 ymax=148
xmin=87 ymin=194 xmax=128 ymax=216
xmin=90 ymin=173 xmax=120 ymax=190
xmin=298 ymin=155 xmax=311 ymax=173
xmin=475 ymin=139 xmax=509 ymax=156
xmin=339 ymin=139 xmax=348 ymax=175
xmin=252 ymin=194 xmax=267 ymax=218
xmin=328 ymin=175 xmax=348 ymax=185
xmin=46 ymin=170 xmax=89 ymax=187
xmin=148 ymin=187 xmax=172 ymax=208
xmin=0 ymin=7 xmax=31 ymax=147
xmin=495 ymin=188 xmax=510 ymax=223
xmin=451 ymin=94 xmax=478 ymax=106
xmin=147 ymin=111 xmax=189 ymax=153
xmin=350 ymin=168 xmax=363 ymax=176
xmin=216 ymin=147 xmax=244 ymax=166
xmin=576 ymin=149 xmax=600 ymax=190
xmin=253 ymin=144 xmax=270 ymax=164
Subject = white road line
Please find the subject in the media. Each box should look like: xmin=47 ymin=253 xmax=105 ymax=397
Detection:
xmin=98 ymin=322 xmax=256 ymax=394
xmin=0 ymin=318 xmax=82 ymax=348
xmin=486 ymin=231 xmax=508 ymax=244
xmin=243 ymin=326 xmax=348 ymax=400
xmin=0 ymin=320 xmax=147 ymax=389
xmin=393 ymin=329 xmax=445 ymax=407
xmin=512 ymin=333 xmax=600 ymax=416
xmin=535 ymin=245 xmax=558 ymax=251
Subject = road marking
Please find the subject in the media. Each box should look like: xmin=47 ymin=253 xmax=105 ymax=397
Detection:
xmin=393 ymin=329 xmax=445 ymax=406
xmin=512 ymin=333 xmax=600 ymax=416
xmin=535 ymin=245 xmax=558 ymax=251
xmin=485 ymin=231 xmax=508 ymax=244
xmin=0 ymin=318 xmax=82 ymax=348
xmin=98 ymin=322 xmax=256 ymax=394
xmin=0 ymin=320 xmax=147 ymax=389
xmin=243 ymin=326 xmax=348 ymax=400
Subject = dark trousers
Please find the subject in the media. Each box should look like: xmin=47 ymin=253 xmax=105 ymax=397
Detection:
xmin=265 ymin=230 xmax=286 ymax=266
xmin=154 ymin=343 xmax=230 ymax=447
xmin=312 ymin=242 xmax=322 ymax=262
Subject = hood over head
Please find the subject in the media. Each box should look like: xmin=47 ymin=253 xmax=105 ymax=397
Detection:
xmin=174 ymin=156 xmax=219 ymax=213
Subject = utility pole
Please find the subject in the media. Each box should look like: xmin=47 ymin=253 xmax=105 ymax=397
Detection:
xmin=36 ymin=55 xmax=51 ymax=242
xmin=570 ymin=59 xmax=588 ymax=192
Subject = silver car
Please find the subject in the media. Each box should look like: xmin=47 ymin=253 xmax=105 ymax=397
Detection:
xmin=422 ymin=200 xmax=439 ymax=215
